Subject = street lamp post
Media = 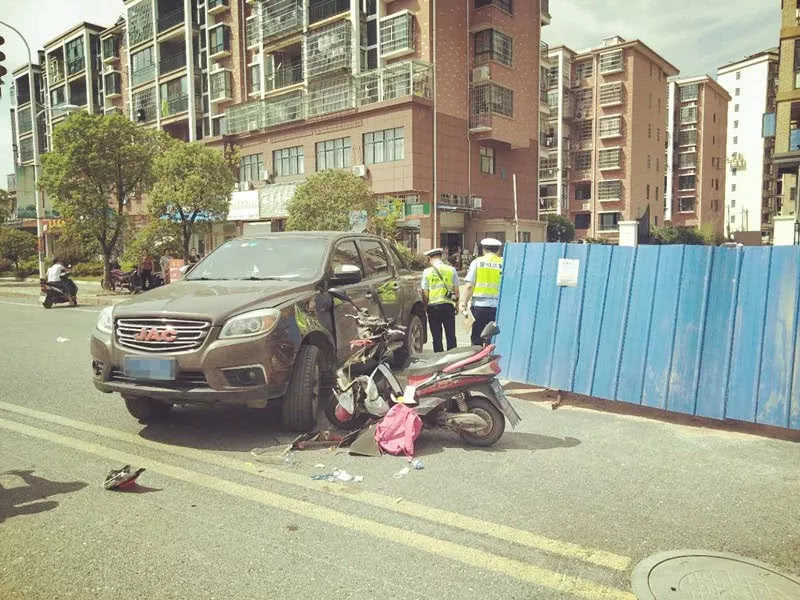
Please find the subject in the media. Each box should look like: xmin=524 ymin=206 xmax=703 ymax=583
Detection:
xmin=0 ymin=20 xmax=45 ymax=279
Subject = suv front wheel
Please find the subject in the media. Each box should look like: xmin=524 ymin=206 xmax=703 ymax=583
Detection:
xmin=282 ymin=344 xmax=320 ymax=432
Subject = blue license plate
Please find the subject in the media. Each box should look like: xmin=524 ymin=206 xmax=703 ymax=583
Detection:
xmin=123 ymin=356 xmax=176 ymax=381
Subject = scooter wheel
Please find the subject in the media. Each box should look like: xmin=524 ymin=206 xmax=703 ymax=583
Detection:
xmin=458 ymin=395 xmax=505 ymax=447
xmin=324 ymin=396 xmax=368 ymax=430
xmin=70 ymin=296 xmax=78 ymax=307
xmin=43 ymin=298 xmax=53 ymax=309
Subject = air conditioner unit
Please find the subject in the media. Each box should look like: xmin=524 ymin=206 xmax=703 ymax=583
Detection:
xmin=472 ymin=66 xmax=490 ymax=83
xmin=352 ymin=164 xmax=367 ymax=177
xmin=472 ymin=196 xmax=483 ymax=209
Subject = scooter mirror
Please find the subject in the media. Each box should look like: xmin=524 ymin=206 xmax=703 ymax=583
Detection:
xmin=480 ymin=321 xmax=500 ymax=340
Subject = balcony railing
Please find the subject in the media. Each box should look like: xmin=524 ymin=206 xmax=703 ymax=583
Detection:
xmin=7 ymin=174 xmax=16 ymax=191
xmin=540 ymin=41 xmax=549 ymax=60
xmin=48 ymin=62 xmax=65 ymax=84
xmin=263 ymin=0 xmax=303 ymax=43
xmin=226 ymin=92 xmax=305 ymax=134
xmin=539 ymin=167 xmax=558 ymax=180
xmin=158 ymin=7 xmax=185 ymax=33
xmin=161 ymin=94 xmax=189 ymax=117
xmin=19 ymin=139 xmax=34 ymax=164
xmin=71 ymin=91 xmax=88 ymax=106
xmin=272 ymin=63 xmax=304 ymax=89
xmin=540 ymin=86 xmax=548 ymax=104
xmin=132 ymin=65 xmax=156 ymax=86
xmin=357 ymin=60 xmax=432 ymax=107
xmin=309 ymin=0 xmax=349 ymax=25
xmin=67 ymin=56 xmax=86 ymax=75
xmin=160 ymin=51 xmax=187 ymax=74
xmin=790 ymin=128 xmax=800 ymax=152
xmin=539 ymin=196 xmax=557 ymax=212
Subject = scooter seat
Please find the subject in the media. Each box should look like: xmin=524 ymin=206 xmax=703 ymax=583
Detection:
xmin=404 ymin=347 xmax=484 ymax=376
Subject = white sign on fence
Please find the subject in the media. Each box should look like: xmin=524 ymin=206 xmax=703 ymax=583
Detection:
xmin=556 ymin=258 xmax=579 ymax=287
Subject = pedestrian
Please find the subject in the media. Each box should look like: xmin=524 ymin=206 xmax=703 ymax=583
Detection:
xmin=159 ymin=253 xmax=173 ymax=284
xmin=461 ymin=238 xmax=503 ymax=346
xmin=188 ymin=248 xmax=201 ymax=264
xmin=421 ymin=248 xmax=459 ymax=353
xmin=139 ymin=253 xmax=154 ymax=291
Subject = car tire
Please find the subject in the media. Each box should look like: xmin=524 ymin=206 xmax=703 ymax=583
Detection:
xmin=457 ymin=395 xmax=505 ymax=447
xmin=282 ymin=344 xmax=320 ymax=432
xmin=124 ymin=396 xmax=173 ymax=422
xmin=393 ymin=312 xmax=424 ymax=368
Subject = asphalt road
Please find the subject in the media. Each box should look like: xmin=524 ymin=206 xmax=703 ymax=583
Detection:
xmin=1 ymin=298 xmax=798 ymax=600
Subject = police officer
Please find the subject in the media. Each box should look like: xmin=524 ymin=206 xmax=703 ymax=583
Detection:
xmin=421 ymin=248 xmax=459 ymax=353
xmin=461 ymin=238 xmax=503 ymax=346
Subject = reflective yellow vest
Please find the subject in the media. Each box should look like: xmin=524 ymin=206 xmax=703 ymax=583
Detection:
xmin=473 ymin=254 xmax=503 ymax=298
xmin=424 ymin=264 xmax=457 ymax=306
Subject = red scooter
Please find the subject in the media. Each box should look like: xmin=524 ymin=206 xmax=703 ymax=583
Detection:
xmin=326 ymin=289 xmax=520 ymax=447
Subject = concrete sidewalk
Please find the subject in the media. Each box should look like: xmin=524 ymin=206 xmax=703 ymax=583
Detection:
xmin=0 ymin=279 xmax=128 ymax=307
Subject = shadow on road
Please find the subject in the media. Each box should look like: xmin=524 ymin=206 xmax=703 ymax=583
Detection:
xmin=0 ymin=470 xmax=88 ymax=524
xmin=413 ymin=430 xmax=581 ymax=457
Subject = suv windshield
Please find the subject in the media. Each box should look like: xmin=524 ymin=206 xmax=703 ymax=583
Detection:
xmin=186 ymin=237 xmax=328 ymax=281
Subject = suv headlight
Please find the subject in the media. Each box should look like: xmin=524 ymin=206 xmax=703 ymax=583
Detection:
xmin=220 ymin=308 xmax=280 ymax=339
xmin=97 ymin=306 xmax=113 ymax=334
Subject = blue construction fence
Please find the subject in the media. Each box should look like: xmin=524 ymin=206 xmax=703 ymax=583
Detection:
xmin=495 ymin=243 xmax=800 ymax=431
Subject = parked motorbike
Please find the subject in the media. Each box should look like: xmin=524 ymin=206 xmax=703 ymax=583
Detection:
xmin=325 ymin=289 xmax=520 ymax=447
xmin=40 ymin=270 xmax=78 ymax=309
xmin=106 ymin=268 xmax=136 ymax=293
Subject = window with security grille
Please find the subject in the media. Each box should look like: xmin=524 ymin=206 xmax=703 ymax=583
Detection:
xmin=599 ymin=116 xmax=622 ymax=138
xmin=306 ymin=21 xmax=352 ymax=80
xmin=273 ymin=146 xmax=305 ymax=177
xmin=576 ymin=89 xmax=593 ymax=115
xmin=598 ymin=180 xmax=621 ymax=201
xmin=678 ymin=175 xmax=696 ymax=190
xmin=128 ymin=1 xmax=153 ymax=47
xmin=364 ymin=127 xmax=404 ymax=164
xmin=575 ymin=182 xmax=591 ymax=200
xmin=577 ymin=120 xmax=593 ymax=140
xmin=598 ymin=212 xmax=620 ymax=231
xmin=380 ymin=12 xmax=414 ymax=56
xmin=680 ymin=106 xmax=697 ymax=123
xmin=679 ymin=129 xmax=697 ymax=145
xmin=678 ymin=152 xmax=696 ymax=168
xmin=471 ymin=83 xmax=513 ymax=118
xmin=574 ymin=151 xmax=591 ymax=170
xmin=599 ymin=50 xmax=623 ymax=74
xmin=132 ymin=87 xmax=157 ymax=123
xmin=316 ymin=137 xmax=352 ymax=170
xmin=679 ymin=196 xmax=696 ymax=212
xmin=575 ymin=61 xmax=593 ymax=80
xmin=598 ymin=148 xmax=621 ymax=169
xmin=474 ymin=29 xmax=512 ymax=67
xmin=131 ymin=47 xmax=156 ymax=86
xmin=680 ymin=84 xmax=699 ymax=102
xmin=248 ymin=65 xmax=261 ymax=94
xmin=239 ymin=153 xmax=264 ymax=183
xmin=599 ymin=82 xmax=623 ymax=106
xmin=475 ymin=0 xmax=513 ymax=13
xmin=480 ymin=147 xmax=495 ymax=174
xmin=210 ymin=70 xmax=233 ymax=101
xmin=18 ymin=108 xmax=32 ymax=134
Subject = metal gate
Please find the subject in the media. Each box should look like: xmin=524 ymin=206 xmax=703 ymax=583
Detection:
xmin=495 ymin=243 xmax=800 ymax=430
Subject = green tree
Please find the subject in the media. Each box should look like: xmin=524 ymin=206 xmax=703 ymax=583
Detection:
xmin=544 ymin=214 xmax=575 ymax=242
xmin=0 ymin=189 xmax=12 ymax=224
xmin=149 ymin=140 xmax=236 ymax=260
xmin=649 ymin=223 xmax=717 ymax=245
xmin=287 ymin=170 xmax=376 ymax=231
xmin=0 ymin=228 xmax=36 ymax=276
xmin=122 ymin=219 xmax=183 ymax=266
xmin=39 ymin=112 xmax=165 ymax=287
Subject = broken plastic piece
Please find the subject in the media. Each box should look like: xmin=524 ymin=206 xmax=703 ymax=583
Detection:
xmin=411 ymin=459 xmax=424 ymax=470
xmin=103 ymin=465 xmax=145 ymax=490
xmin=393 ymin=466 xmax=410 ymax=479
xmin=353 ymin=475 xmax=364 ymax=482
xmin=314 ymin=463 xmax=325 ymax=469
xmin=333 ymin=469 xmax=353 ymax=482
xmin=56 ymin=337 xmax=70 ymax=343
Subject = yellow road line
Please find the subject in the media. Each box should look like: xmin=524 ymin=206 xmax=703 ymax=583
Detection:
xmin=0 ymin=416 xmax=634 ymax=600
xmin=0 ymin=401 xmax=630 ymax=571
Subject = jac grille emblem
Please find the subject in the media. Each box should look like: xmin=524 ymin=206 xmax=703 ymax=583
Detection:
xmin=134 ymin=328 xmax=178 ymax=343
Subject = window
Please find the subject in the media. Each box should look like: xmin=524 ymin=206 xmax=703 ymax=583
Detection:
xmin=735 ymin=87 xmax=740 ymax=96
xmin=679 ymin=196 xmax=696 ymax=212
xmin=732 ymin=183 xmax=737 ymax=192
xmin=649 ymin=93 xmax=652 ymax=109
xmin=480 ymin=147 xmax=495 ymax=174
xmin=578 ymin=120 xmax=593 ymax=140
xmin=575 ymin=88 xmax=593 ymax=115
xmin=734 ymin=120 xmax=738 ymax=128
xmin=730 ymin=215 xmax=736 ymax=223
xmin=735 ymin=104 xmax=739 ymax=112
xmin=713 ymin=135 xmax=716 ymax=145
xmin=647 ymin=154 xmax=651 ymax=168
xmin=239 ymin=153 xmax=264 ymax=183
xmin=331 ymin=241 xmax=364 ymax=274
xmin=521 ymin=232 xmax=531 ymax=243
xmin=50 ymin=86 xmax=66 ymax=107
xmin=380 ymin=11 xmax=414 ymax=56
xmin=795 ymin=40 xmax=800 ymax=88
xmin=575 ymin=182 xmax=591 ymax=200
xmin=575 ymin=61 xmax=593 ymax=80
xmin=471 ymin=83 xmax=514 ymax=118
xmin=732 ymin=167 xmax=737 ymax=176
xmin=248 ymin=64 xmax=261 ymax=94
xmin=658 ymin=98 xmax=661 ymax=112
xmin=598 ymin=212 xmax=620 ymax=231
xmin=598 ymin=180 xmax=621 ymax=201
xmin=358 ymin=240 xmax=390 ymax=276
xmin=209 ymin=24 xmax=231 ymax=56
xmin=736 ymin=71 xmax=741 ymax=80
xmin=678 ymin=175 xmax=695 ymax=190
xmin=131 ymin=46 xmax=155 ymax=86
xmin=65 ymin=37 xmax=85 ymax=75
xmin=656 ymin=157 xmax=660 ymax=172
xmin=599 ymin=82 xmax=623 ymax=106
xmin=599 ymin=116 xmax=622 ymax=138
xmin=680 ymin=84 xmax=699 ymax=102
xmin=679 ymin=129 xmax=697 ymax=145
xmin=733 ymin=136 xmax=738 ymax=144
xmin=646 ymin=184 xmax=650 ymax=200
xmin=575 ymin=213 xmax=591 ymax=229
xmin=598 ymin=148 xmax=621 ymax=169
xmin=474 ymin=29 xmax=513 ymax=67
xmin=574 ymin=150 xmax=592 ymax=170
xmin=648 ymin=124 xmax=652 ymax=138
xmin=731 ymin=198 xmax=736 ymax=207
xmin=657 ymin=128 xmax=660 ymax=142
xmin=364 ymin=127 xmax=404 ymax=164
xmin=273 ymin=145 xmax=304 ymax=177
xmin=474 ymin=0 xmax=513 ymax=14
xmin=599 ymin=50 xmax=623 ymax=74
xmin=656 ymin=187 xmax=659 ymax=201
xmin=680 ymin=106 xmax=697 ymax=123
xmin=316 ymin=137 xmax=352 ymax=170
xmin=678 ymin=152 xmax=696 ymax=168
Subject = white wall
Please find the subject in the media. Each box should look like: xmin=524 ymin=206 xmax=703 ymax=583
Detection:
xmin=717 ymin=57 xmax=772 ymax=234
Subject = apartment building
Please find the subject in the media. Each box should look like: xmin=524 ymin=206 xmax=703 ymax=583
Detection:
xmin=717 ymin=49 xmax=778 ymax=238
xmin=664 ymin=76 xmax=729 ymax=235
xmin=540 ymin=36 xmax=678 ymax=241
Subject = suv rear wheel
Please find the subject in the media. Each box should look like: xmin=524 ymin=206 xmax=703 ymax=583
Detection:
xmin=124 ymin=396 xmax=173 ymax=422
xmin=282 ymin=344 xmax=320 ymax=432
xmin=393 ymin=312 xmax=424 ymax=368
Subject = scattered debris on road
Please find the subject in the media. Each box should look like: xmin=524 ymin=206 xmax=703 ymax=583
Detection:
xmin=393 ymin=466 xmax=410 ymax=479
xmin=411 ymin=459 xmax=424 ymax=470
xmin=310 ymin=468 xmax=363 ymax=483
xmin=56 ymin=337 xmax=70 ymax=343
xmin=103 ymin=465 xmax=145 ymax=490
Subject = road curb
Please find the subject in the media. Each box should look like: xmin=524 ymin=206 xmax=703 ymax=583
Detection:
xmin=0 ymin=290 xmax=123 ymax=307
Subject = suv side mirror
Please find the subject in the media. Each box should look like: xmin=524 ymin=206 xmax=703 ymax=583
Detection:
xmin=329 ymin=264 xmax=362 ymax=286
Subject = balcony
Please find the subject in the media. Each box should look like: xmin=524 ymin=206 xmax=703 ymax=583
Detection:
xmin=226 ymin=91 xmax=305 ymax=134
xmin=540 ymin=41 xmax=549 ymax=63
xmin=102 ymin=36 xmax=120 ymax=63
xmin=7 ymin=174 xmax=16 ymax=191
xmin=539 ymin=166 xmax=558 ymax=181
xmin=309 ymin=0 xmax=349 ymax=25
xmin=67 ymin=56 xmax=86 ymax=76
xmin=210 ymin=70 xmax=233 ymax=103
xmin=158 ymin=7 xmax=185 ymax=34
xmin=469 ymin=82 xmax=514 ymax=132
xmin=160 ymin=51 xmax=187 ymax=75
xmin=104 ymin=72 xmax=122 ymax=98
xmin=132 ymin=65 xmax=156 ymax=87
xmin=541 ymin=0 xmax=551 ymax=25
xmin=357 ymin=60 xmax=432 ymax=107
xmin=273 ymin=63 xmax=304 ymax=90
xmin=19 ymin=138 xmax=34 ymax=164
xmin=208 ymin=0 xmax=230 ymax=15
xmin=161 ymin=94 xmax=189 ymax=118
xmin=598 ymin=181 xmax=622 ymax=203
xmin=71 ymin=90 xmax=88 ymax=107
xmin=307 ymin=75 xmax=354 ymax=117
xmin=306 ymin=21 xmax=351 ymax=79
xmin=209 ymin=24 xmax=232 ymax=60
xmin=262 ymin=0 xmax=303 ymax=44
xmin=380 ymin=11 xmax=415 ymax=59
xmin=17 ymin=109 xmax=33 ymax=135
xmin=539 ymin=196 xmax=557 ymax=213
xmin=48 ymin=60 xmax=65 ymax=85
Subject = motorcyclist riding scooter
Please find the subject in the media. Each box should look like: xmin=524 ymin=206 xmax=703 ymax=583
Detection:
xmin=41 ymin=257 xmax=79 ymax=308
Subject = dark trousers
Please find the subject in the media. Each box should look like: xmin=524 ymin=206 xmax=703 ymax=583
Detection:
xmin=140 ymin=269 xmax=153 ymax=290
xmin=471 ymin=305 xmax=497 ymax=346
xmin=427 ymin=303 xmax=457 ymax=353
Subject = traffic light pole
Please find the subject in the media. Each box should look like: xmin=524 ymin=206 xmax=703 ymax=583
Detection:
xmin=0 ymin=21 xmax=45 ymax=279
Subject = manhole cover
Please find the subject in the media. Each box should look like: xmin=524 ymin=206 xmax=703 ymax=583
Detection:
xmin=632 ymin=550 xmax=800 ymax=600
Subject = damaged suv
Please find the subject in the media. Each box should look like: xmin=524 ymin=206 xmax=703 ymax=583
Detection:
xmin=90 ymin=233 xmax=426 ymax=431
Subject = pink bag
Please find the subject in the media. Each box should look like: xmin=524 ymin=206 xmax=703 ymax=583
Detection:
xmin=374 ymin=404 xmax=423 ymax=457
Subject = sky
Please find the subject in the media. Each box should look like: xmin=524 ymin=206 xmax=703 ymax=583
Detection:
xmin=0 ymin=0 xmax=782 ymax=191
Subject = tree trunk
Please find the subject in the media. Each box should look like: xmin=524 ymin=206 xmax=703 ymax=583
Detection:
xmin=183 ymin=223 xmax=191 ymax=262
xmin=102 ymin=251 xmax=113 ymax=291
